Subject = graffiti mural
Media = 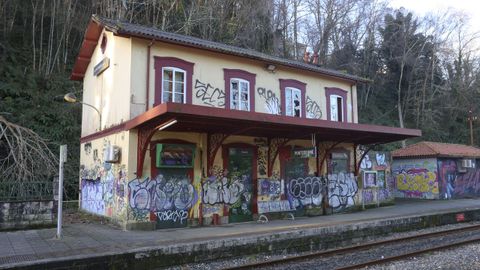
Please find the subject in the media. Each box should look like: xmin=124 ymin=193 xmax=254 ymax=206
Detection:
xmin=287 ymin=177 xmax=325 ymax=208
xmin=438 ymin=160 xmax=457 ymax=199
xmin=305 ymin=96 xmax=322 ymax=119
xmin=257 ymin=87 xmax=281 ymax=115
xmin=327 ymin=173 xmax=358 ymax=211
xmin=453 ymin=169 xmax=480 ymax=198
xmin=194 ymin=79 xmax=225 ymax=107
xmin=258 ymin=147 xmax=268 ymax=177
xmin=128 ymin=174 xmax=197 ymax=227
xmin=362 ymin=189 xmax=374 ymax=204
xmin=393 ymin=158 xmax=439 ymax=199
xmin=201 ymin=175 xmax=246 ymax=205
xmin=80 ymin=152 xmax=126 ymax=218
xmin=81 ymin=179 xmax=105 ymax=215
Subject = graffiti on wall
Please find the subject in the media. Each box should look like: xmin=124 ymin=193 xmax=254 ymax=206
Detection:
xmin=438 ymin=160 xmax=457 ymax=199
xmin=258 ymin=147 xmax=268 ymax=177
xmin=396 ymin=168 xmax=438 ymax=197
xmin=288 ymin=177 xmax=325 ymax=208
xmin=362 ymin=189 xmax=374 ymax=204
xmin=194 ymin=79 xmax=225 ymax=107
xmin=453 ymin=169 xmax=480 ymax=198
xmin=201 ymin=175 xmax=246 ymax=205
xmin=128 ymin=174 xmax=197 ymax=227
xmin=328 ymin=173 xmax=358 ymax=211
xmin=80 ymin=150 xmax=127 ymax=219
xmin=306 ymin=96 xmax=322 ymax=119
xmin=257 ymin=87 xmax=281 ymax=115
xmin=393 ymin=159 xmax=439 ymax=199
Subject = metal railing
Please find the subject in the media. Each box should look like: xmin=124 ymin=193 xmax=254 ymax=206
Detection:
xmin=0 ymin=181 xmax=54 ymax=202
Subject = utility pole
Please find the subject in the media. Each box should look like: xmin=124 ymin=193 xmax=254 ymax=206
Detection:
xmin=467 ymin=110 xmax=478 ymax=146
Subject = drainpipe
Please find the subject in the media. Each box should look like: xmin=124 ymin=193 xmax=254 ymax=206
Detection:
xmin=146 ymin=40 xmax=154 ymax=112
xmin=350 ymin=84 xmax=355 ymax=123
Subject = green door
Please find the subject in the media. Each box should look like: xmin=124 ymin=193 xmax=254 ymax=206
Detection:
xmin=227 ymin=147 xmax=254 ymax=223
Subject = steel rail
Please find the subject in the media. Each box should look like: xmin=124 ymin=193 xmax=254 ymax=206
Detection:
xmin=222 ymin=223 xmax=480 ymax=270
xmin=337 ymin=236 xmax=480 ymax=270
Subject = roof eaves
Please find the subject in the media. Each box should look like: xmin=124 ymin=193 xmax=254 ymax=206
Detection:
xmin=92 ymin=15 xmax=369 ymax=84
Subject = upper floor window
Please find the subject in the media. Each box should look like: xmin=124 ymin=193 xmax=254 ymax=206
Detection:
xmin=230 ymin=78 xmax=250 ymax=111
xmin=154 ymin=57 xmax=194 ymax=106
xmin=280 ymin=79 xmax=306 ymax=118
xmin=325 ymin=87 xmax=348 ymax=122
xmin=285 ymin=87 xmax=301 ymax=117
xmin=162 ymin=67 xmax=186 ymax=103
xmin=329 ymin=94 xmax=343 ymax=122
xmin=224 ymin=69 xmax=256 ymax=111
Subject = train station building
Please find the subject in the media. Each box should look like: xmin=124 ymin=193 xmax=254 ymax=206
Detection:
xmin=71 ymin=15 xmax=420 ymax=230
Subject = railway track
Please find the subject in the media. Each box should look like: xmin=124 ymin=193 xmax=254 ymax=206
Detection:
xmin=223 ymin=223 xmax=480 ymax=270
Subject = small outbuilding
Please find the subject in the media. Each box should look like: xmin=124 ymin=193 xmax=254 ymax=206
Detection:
xmin=392 ymin=141 xmax=480 ymax=200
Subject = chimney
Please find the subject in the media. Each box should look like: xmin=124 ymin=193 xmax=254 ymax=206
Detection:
xmin=313 ymin=52 xmax=319 ymax=65
xmin=303 ymin=51 xmax=310 ymax=63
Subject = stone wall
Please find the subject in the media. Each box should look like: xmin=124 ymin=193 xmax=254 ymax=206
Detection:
xmin=0 ymin=200 xmax=55 ymax=230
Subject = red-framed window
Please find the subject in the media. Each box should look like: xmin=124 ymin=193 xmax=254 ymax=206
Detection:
xmin=325 ymin=87 xmax=348 ymax=122
xmin=280 ymin=79 xmax=306 ymax=118
xmin=224 ymin=69 xmax=256 ymax=111
xmin=154 ymin=57 xmax=194 ymax=106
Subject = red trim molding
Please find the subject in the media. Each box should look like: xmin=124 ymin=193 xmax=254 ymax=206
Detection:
xmin=154 ymin=56 xmax=194 ymax=106
xmin=279 ymin=79 xmax=307 ymax=118
xmin=223 ymin=69 xmax=256 ymax=111
xmin=80 ymin=123 xmax=126 ymax=143
xmin=325 ymin=87 xmax=348 ymax=122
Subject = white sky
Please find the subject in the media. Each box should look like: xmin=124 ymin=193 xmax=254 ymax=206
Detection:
xmin=389 ymin=0 xmax=480 ymax=32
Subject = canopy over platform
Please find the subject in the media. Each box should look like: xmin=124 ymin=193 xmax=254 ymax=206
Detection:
xmin=126 ymin=103 xmax=421 ymax=145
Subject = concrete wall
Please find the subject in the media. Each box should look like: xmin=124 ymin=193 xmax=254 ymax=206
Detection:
xmin=0 ymin=201 xmax=55 ymax=230
xmin=392 ymin=158 xmax=439 ymax=199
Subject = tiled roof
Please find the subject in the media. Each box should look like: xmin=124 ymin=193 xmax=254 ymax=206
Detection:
xmin=85 ymin=15 xmax=367 ymax=83
xmin=392 ymin=141 xmax=480 ymax=158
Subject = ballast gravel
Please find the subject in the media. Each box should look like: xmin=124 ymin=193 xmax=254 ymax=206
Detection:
xmin=165 ymin=221 xmax=480 ymax=270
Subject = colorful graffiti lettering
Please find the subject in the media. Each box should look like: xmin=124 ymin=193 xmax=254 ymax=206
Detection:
xmin=328 ymin=173 xmax=358 ymax=211
xmin=453 ymin=170 xmax=480 ymax=197
xmin=202 ymin=175 xmax=246 ymax=205
xmin=128 ymin=174 xmax=197 ymax=214
xmin=257 ymin=200 xmax=292 ymax=214
xmin=395 ymin=168 xmax=438 ymax=198
xmin=306 ymin=96 xmax=322 ymax=119
xmin=362 ymin=189 xmax=374 ymax=204
xmin=194 ymin=79 xmax=225 ymax=107
xmin=81 ymin=179 xmax=105 ymax=215
xmin=288 ymin=177 xmax=325 ymax=208
xmin=156 ymin=210 xmax=188 ymax=226
xmin=257 ymin=87 xmax=281 ymax=115
xmin=259 ymin=179 xmax=282 ymax=196
xmin=378 ymin=188 xmax=391 ymax=201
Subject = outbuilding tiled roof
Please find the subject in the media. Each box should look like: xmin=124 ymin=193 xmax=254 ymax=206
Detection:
xmin=392 ymin=141 xmax=480 ymax=159
xmin=71 ymin=14 xmax=369 ymax=82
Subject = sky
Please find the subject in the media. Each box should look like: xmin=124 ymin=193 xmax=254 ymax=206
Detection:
xmin=389 ymin=0 xmax=480 ymax=32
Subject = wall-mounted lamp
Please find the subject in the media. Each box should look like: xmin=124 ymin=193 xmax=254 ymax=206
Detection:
xmin=266 ymin=64 xmax=277 ymax=73
xmin=64 ymin=92 xmax=102 ymax=130
xmin=158 ymin=119 xmax=177 ymax=131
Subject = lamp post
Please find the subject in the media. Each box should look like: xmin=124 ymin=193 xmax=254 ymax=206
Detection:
xmin=64 ymin=93 xmax=102 ymax=130
xmin=467 ymin=110 xmax=478 ymax=146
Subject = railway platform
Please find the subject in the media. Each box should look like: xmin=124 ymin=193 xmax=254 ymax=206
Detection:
xmin=1 ymin=198 xmax=480 ymax=269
